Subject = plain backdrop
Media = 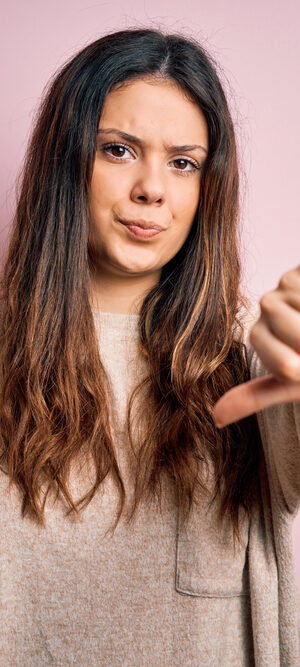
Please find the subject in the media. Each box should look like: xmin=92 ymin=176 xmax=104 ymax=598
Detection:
xmin=1 ymin=0 xmax=299 ymax=587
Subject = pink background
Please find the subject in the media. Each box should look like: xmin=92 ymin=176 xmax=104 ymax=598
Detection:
xmin=1 ymin=1 xmax=300 ymax=586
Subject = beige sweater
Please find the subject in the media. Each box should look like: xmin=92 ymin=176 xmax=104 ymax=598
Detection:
xmin=0 ymin=309 xmax=299 ymax=666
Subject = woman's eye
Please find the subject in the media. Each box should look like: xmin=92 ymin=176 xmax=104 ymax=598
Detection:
xmin=100 ymin=143 xmax=200 ymax=173
xmin=172 ymin=158 xmax=199 ymax=173
xmin=102 ymin=143 xmax=131 ymax=159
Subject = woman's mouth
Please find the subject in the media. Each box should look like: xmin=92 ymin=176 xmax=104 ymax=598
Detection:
xmin=118 ymin=220 xmax=162 ymax=239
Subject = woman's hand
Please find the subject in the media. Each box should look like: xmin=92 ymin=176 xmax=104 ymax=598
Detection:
xmin=213 ymin=265 xmax=300 ymax=428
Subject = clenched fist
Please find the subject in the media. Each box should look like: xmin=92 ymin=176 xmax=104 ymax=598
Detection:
xmin=213 ymin=265 xmax=300 ymax=428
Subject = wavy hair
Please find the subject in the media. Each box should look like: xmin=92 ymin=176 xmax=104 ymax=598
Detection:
xmin=0 ymin=28 xmax=262 ymax=546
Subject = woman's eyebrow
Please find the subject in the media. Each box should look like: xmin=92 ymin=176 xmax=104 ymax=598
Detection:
xmin=97 ymin=128 xmax=208 ymax=155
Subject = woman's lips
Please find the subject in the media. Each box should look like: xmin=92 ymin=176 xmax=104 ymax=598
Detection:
xmin=119 ymin=221 xmax=162 ymax=239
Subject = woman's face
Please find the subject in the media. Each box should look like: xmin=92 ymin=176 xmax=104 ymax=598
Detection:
xmin=89 ymin=77 xmax=208 ymax=281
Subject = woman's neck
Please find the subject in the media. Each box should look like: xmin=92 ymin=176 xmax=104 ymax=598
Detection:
xmin=89 ymin=268 xmax=161 ymax=314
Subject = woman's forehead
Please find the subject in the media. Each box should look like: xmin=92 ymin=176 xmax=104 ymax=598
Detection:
xmin=98 ymin=78 xmax=208 ymax=150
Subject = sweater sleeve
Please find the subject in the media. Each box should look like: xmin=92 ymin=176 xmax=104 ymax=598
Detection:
xmin=242 ymin=305 xmax=300 ymax=517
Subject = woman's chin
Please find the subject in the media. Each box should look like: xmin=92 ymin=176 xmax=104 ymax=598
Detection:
xmin=109 ymin=253 xmax=161 ymax=277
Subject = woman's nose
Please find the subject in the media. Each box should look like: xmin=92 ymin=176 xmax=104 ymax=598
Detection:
xmin=130 ymin=162 xmax=166 ymax=205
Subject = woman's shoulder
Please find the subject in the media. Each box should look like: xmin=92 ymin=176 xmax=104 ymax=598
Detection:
xmin=234 ymin=302 xmax=260 ymax=347
xmin=233 ymin=302 xmax=264 ymax=375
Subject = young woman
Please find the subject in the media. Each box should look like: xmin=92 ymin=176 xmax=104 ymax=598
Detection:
xmin=0 ymin=27 xmax=299 ymax=666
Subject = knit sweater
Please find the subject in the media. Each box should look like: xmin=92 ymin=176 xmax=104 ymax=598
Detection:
xmin=0 ymin=309 xmax=299 ymax=666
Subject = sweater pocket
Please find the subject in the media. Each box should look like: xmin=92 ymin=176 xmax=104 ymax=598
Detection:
xmin=175 ymin=501 xmax=250 ymax=598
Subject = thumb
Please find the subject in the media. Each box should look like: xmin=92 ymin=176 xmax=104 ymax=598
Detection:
xmin=213 ymin=375 xmax=300 ymax=428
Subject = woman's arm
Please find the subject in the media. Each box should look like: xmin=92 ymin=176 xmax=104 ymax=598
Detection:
xmin=248 ymin=347 xmax=300 ymax=515
xmin=213 ymin=265 xmax=300 ymax=427
xmin=213 ymin=265 xmax=300 ymax=514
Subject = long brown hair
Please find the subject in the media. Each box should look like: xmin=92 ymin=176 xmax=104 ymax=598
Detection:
xmin=0 ymin=28 xmax=261 ymax=545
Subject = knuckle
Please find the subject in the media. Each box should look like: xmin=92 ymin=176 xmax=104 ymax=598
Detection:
xmin=259 ymin=291 xmax=277 ymax=314
xmin=294 ymin=333 xmax=300 ymax=353
xmin=278 ymin=270 xmax=297 ymax=291
xmin=277 ymin=357 xmax=300 ymax=382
